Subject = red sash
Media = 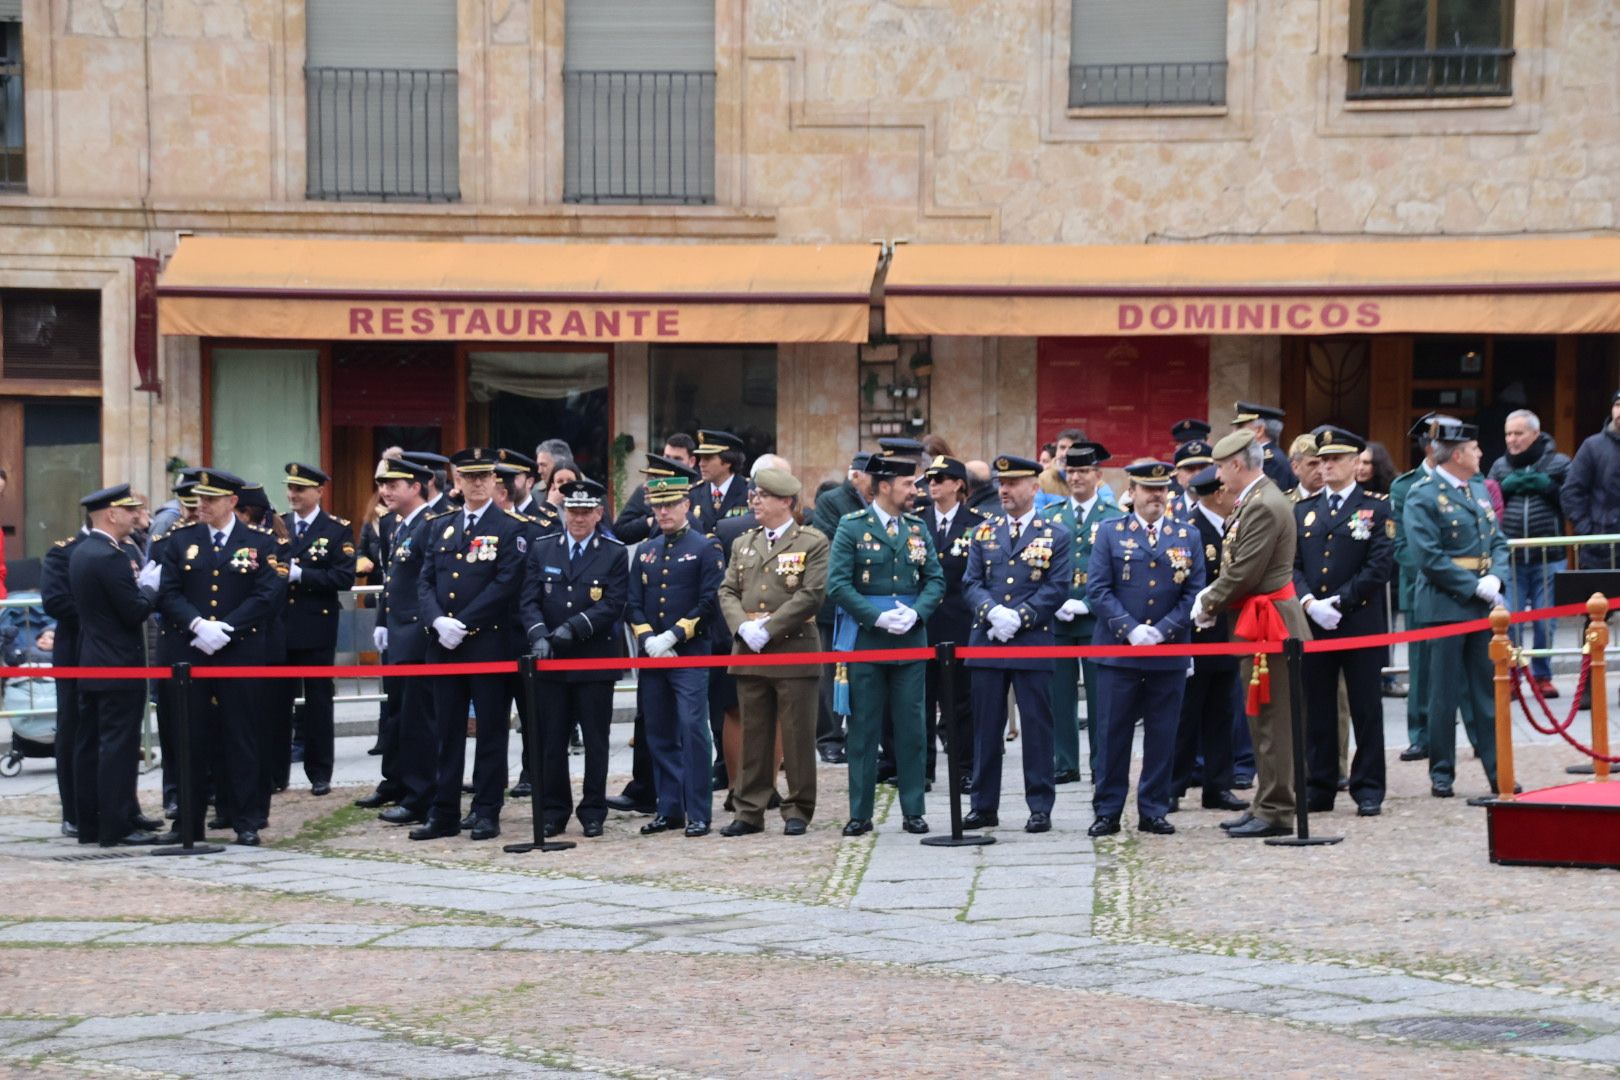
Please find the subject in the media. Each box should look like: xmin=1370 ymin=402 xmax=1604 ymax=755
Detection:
xmin=1233 ymin=581 xmax=1296 ymax=717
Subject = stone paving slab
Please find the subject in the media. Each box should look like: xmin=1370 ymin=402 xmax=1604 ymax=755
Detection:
xmin=58 ymin=1012 xmax=262 ymax=1039
xmin=237 ymin=923 xmax=400 ymax=947
xmin=962 ymin=887 xmax=1093 ymax=921
xmin=1118 ymin=973 xmax=1267 ymax=1002
xmin=191 ymin=1017 xmax=386 ymax=1048
xmin=0 ymin=920 xmax=137 ymax=943
xmin=0 ymin=1019 xmax=66 ymax=1043
xmin=1283 ymin=1002 xmax=1445 ymax=1024
xmin=370 ymin=926 xmax=525 ymax=950
xmin=500 ymin=928 xmax=645 ymax=951
xmin=1526 ymin=1034 xmax=1620 ymax=1063
xmin=104 ymin=922 xmax=275 ymax=945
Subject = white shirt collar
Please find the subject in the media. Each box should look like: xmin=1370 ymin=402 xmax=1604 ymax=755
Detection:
xmin=400 ymin=503 xmax=426 ymax=527
xmin=1237 ymin=475 xmax=1264 ymax=505
xmin=1327 ymin=480 xmax=1357 ymax=501
xmin=1009 ymin=508 xmax=1037 ymax=532
xmin=1297 ymin=486 xmax=1321 ymax=501
xmin=1074 ymin=494 xmax=1098 ymax=519
xmin=935 ymin=504 xmax=956 ymax=529
xmin=294 ymin=507 xmax=321 ymax=528
xmin=1134 ymin=512 xmax=1163 ymax=534
xmin=713 ymin=475 xmax=734 ymax=497
xmin=1435 ymin=465 xmax=1471 ymax=491
xmin=91 ymin=528 xmax=120 ymax=544
xmin=873 ymin=505 xmax=896 ymax=532
xmin=1198 ymin=502 xmax=1226 ymax=532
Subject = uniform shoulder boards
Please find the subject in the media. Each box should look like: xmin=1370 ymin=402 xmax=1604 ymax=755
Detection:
xmin=334 ymin=516 xmax=352 ymax=527
xmin=251 ymin=523 xmax=274 ymax=535
xmin=504 ymin=508 xmax=528 ymax=521
xmin=424 ymin=508 xmax=456 ymax=522
xmin=53 ymin=538 xmax=69 ymax=548
xmin=842 ymin=509 xmax=866 ymax=520
xmin=598 ymin=533 xmax=625 ymax=546
xmin=1369 ymin=491 xmax=1389 ymax=500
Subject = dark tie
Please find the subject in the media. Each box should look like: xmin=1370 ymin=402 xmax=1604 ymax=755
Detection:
xmin=938 ymin=516 xmax=950 ymax=546
xmin=296 ymin=520 xmax=308 ymax=541
xmin=886 ymin=519 xmax=898 ymax=539
xmin=1328 ymin=493 xmax=1342 ymax=515
xmin=1009 ymin=520 xmax=1022 ymax=543
xmin=571 ymin=542 xmax=583 ymax=563
xmin=212 ymin=530 xmax=225 ymax=550
xmin=1147 ymin=523 xmax=1158 ymax=547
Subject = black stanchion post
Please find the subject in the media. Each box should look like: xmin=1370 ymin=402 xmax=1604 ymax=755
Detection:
xmin=921 ymin=642 xmax=994 ymax=848
xmin=153 ymin=663 xmax=224 ymax=857
xmin=506 ymin=653 xmax=575 ymax=855
xmin=1266 ymin=638 xmax=1342 ymax=848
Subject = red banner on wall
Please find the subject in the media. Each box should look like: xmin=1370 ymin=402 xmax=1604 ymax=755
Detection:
xmin=1036 ymin=336 xmax=1210 ymax=462
xmin=133 ymin=256 xmax=161 ymax=395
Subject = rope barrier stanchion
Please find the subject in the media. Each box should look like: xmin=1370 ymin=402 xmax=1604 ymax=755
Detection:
xmin=920 ymin=642 xmax=993 ymax=849
xmin=1490 ymin=607 xmax=1516 ymax=803
xmin=504 ymin=653 xmax=575 ymax=856
xmin=151 ymin=663 xmax=224 ymax=857
xmin=1265 ymin=638 xmax=1342 ymax=848
xmin=1588 ymin=594 xmax=1611 ymax=783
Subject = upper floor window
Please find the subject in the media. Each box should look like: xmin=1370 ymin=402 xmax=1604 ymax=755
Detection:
xmin=1069 ymin=0 xmax=1228 ymax=108
xmin=305 ymin=0 xmax=458 ymax=202
xmin=1348 ymin=0 xmax=1513 ymax=99
xmin=564 ymin=0 xmax=715 ymax=205
xmin=0 ymin=3 xmax=24 ymax=192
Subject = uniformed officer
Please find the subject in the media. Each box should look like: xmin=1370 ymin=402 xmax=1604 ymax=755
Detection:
xmin=1171 ymin=467 xmax=1247 ymax=813
xmin=235 ymin=482 xmax=290 ymax=829
xmin=717 ymin=467 xmax=829 ymax=836
xmin=1293 ymin=428 xmax=1396 ymax=815
xmin=921 ymin=455 xmax=986 ymax=786
xmin=520 ymin=478 xmax=629 ymax=838
xmin=827 ymin=452 xmax=945 ymax=836
xmin=495 ymin=448 xmax=561 ymax=801
xmin=1231 ymin=401 xmax=1299 ymax=493
xmin=148 ymin=471 xmax=201 ymax=821
xmin=1085 ymin=462 xmax=1205 ymax=837
xmin=279 ymin=463 xmax=356 ymax=796
xmin=693 ymin=429 xmax=750 ymax=793
xmin=627 ymin=456 xmax=725 ymax=837
xmin=962 ymin=454 xmax=1071 ymax=834
xmin=401 ymin=451 xmax=456 ymax=516
xmin=1171 ymin=418 xmax=1212 ymax=449
xmin=1042 ymin=441 xmax=1124 ymax=786
xmin=154 ymin=469 xmax=281 ymax=845
xmin=40 ymin=521 xmax=89 ymax=836
xmin=409 ymin=448 xmax=526 ymax=842
xmin=1389 ymin=414 xmax=1447 ymax=762
xmin=1168 ymin=439 xmax=1214 ymax=522
xmin=1403 ymin=418 xmax=1512 ymax=799
xmin=68 ymin=485 xmax=162 ymax=846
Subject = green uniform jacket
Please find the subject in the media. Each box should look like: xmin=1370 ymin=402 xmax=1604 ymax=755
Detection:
xmin=1389 ymin=463 xmax=1429 ymax=611
xmin=826 ymin=507 xmax=945 ymax=652
xmin=1403 ymin=470 xmax=1512 ymax=626
xmin=1040 ymin=494 xmax=1124 ymax=642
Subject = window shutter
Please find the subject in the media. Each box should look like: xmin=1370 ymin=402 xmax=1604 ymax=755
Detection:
xmin=1070 ymin=0 xmax=1228 ymax=105
xmin=2 ymin=290 xmax=100 ymax=381
xmin=565 ymin=0 xmax=715 ymax=72
xmin=0 ymin=2 xmax=20 ymax=22
xmin=306 ymin=0 xmax=455 ymax=69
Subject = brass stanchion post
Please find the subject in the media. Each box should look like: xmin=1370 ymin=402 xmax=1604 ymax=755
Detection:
xmin=1589 ymin=594 xmax=1611 ymax=783
xmin=1489 ymin=607 xmax=1515 ymax=802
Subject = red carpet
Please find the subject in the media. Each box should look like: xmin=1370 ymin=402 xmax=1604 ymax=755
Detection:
xmin=1488 ymin=781 xmax=1620 ymax=870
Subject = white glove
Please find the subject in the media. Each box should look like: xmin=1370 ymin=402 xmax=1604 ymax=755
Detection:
xmin=1193 ymin=585 xmax=1216 ymax=622
xmin=644 ymin=630 xmax=678 ymax=657
xmin=988 ymin=604 xmax=1021 ymax=637
xmin=891 ymin=603 xmax=920 ymax=634
xmin=189 ymin=619 xmax=233 ymax=655
xmin=373 ymin=626 xmax=388 ymax=652
xmin=873 ymin=608 xmax=906 ymax=634
xmin=1305 ymin=595 xmax=1343 ymax=631
xmin=432 ymin=616 xmax=467 ymax=649
xmin=1055 ymin=598 xmax=1088 ymax=622
xmin=739 ymin=619 xmax=771 ymax=653
xmin=137 ymin=560 xmax=162 ymax=591
xmin=1475 ymin=573 xmax=1503 ymax=606
xmin=1194 ymin=607 xmax=1217 ymax=630
xmin=287 ymin=560 xmax=303 ymax=583
xmin=1127 ymin=624 xmax=1162 ymax=647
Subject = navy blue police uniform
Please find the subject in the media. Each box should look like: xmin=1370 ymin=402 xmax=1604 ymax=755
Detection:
xmin=40 ymin=530 xmax=88 ymax=833
xmin=921 ymin=456 xmax=986 ymax=785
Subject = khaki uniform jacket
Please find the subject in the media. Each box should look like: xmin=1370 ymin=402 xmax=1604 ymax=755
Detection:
xmin=1202 ymin=475 xmax=1310 ymax=641
xmin=720 ymin=522 xmax=830 ymax=679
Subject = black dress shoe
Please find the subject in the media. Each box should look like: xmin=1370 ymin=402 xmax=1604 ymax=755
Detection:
xmin=767 ymin=791 xmax=783 ymax=810
xmin=685 ymin=822 xmax=711 ymax=837
xmin=1219 ymin=811 xmax=1255 ymax=831
xmin=102 ymin=830 xmax=160 ymax=847
xmin=353 ymin=792 xmax=389 ymax=809
xmin=164 ymin=803 xmax=179 ymax=821
xmin=962 ymin=810 xmax=998 ymax=830
xmin=605 ymin=794 xmax=657 ymax=814
xmin=783 ymin=818 xmax=808 ymax=836
xmin=581 ymin=820 xmax=604 ymax=838
xmin=1025 ymin=811 xmax=1051 ymax=834
xmin=1202 ymin=791 xmax=1249 ymax=812
xmin=1231 ymin=774 xmax=1255 ymax=790
xmin=409 ymin=821 xmax=459 ymax=841
xmin=508 ymin=782 xmax=532 ymax=800
xmin=818 ymin=746 xmax=846 ymax=764
xmin=234 ymin=830 xmax=261 ymax=846
xmin=1053 ymin=769 xmax=1082 ymax=785
xmin=1226 ymin=818 xmax=1290 ymax=838
xmin=1138 ymin=816 xmax=1176 ymax=835
xmin=133 ymin=813 xmax=164 ymax=832
xmin=640 ymin=816 xmax=684 ymax=835
xmin=1307 ymin=798 xmax=1335 ymax=814
xmin=543 ymin=821 xmax=564 ymax=838
xmin=150 ymin=829 xmax=182 ymax=844
xmin=960 ymin=775 xmax=974 ymax=794
xmin=460 ymin=810 xmax=478 ymax=830
xmin=470 ymin=817 xmax=501 ymax=841
xmin=379 ymin=806 xmax=425 ymax=825
xmin=61 ymin=821 xmax=78 ymax=837
xmin=902 ymin=816 xmax=929 ymax=835
xmin=1356 ymin=801 xmax=1382 ymax=817
xmin=1087 ymin=815 xmax=1120 ymax=837
xmin=842 ymin=819 xmax=873 ymax=836
xmin=207 ymin=816 xmax=228 ymax=831
xmin=367 ymin=742 xmax=383 ymax=756
xmin=1399 ymin=745 xmax=1429 ymax=761
xmin=1430 ymin=783 xmax=1454 ymax=798
xmin=1167 ymin=797 xmax=1181 ymax=814
xmin=310 ymin=781 xmax=332 ymax=797
xmin=1336 ymin=776 xmax=1349 ymax=793
xmin=719 ymin=820 xmax=762 ymax=837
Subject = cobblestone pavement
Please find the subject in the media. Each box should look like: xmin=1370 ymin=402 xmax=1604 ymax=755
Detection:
xmin=2 ymin=670 xmax=1618 ymax=1075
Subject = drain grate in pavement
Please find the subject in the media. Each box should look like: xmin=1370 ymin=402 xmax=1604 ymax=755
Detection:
xmin=48 ymin=850 xmax=147 ymax=863
xmin=1378 ymin=1015 xmax=1583 ymax=1044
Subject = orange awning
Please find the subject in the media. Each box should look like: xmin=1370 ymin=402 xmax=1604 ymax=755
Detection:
xmin=158 ymin=237 xmax=878 ymax=344
xmin=885 ymin=237 xmax=1620 ymax=337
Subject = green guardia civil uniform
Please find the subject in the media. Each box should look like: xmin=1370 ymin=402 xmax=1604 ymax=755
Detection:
xmin=826 ymin=505 xmax=945 ymax=821
xmin=1042 ymin=493 xmax=1125 ymax=780
xmin=1389 ymin=463 xmax=1432 ymax=753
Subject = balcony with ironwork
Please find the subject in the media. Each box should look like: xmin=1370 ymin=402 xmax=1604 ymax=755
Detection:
xmin=306 ymin=66 xmax=459 ymax=203
xmin=564 ymin=70 xmax=715 ymax=205
xmin=1069 ymin=61 xmax=1227 ymax=108
xmin=1346 ymin=47 xmax=1513 ymax=99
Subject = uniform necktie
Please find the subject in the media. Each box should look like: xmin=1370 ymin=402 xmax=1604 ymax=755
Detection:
xmin=886 ymin=519 xmax=898 ymax=539
xmin=1147 ymin=523 xmax=1158 ymax=547
xmin=296 ymin=520 xmax=308 ymax=541
xmin=465 ymin=512 xmax=479 ymax=534
xmin=212 ymin=530 xmax=225 ymax=550
xmin=712 ymin=485 xmax=722 ymax=509
xmin=1328 ymin=493 xmax=1342 ymax=515
xmin=1009 ymin=519 xmax=1022 ymax=543
xmin=571 ymin=541 xmax=583 ymax=563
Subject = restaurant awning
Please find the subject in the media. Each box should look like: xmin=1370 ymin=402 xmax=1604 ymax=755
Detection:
xmin=885 ymin=237 xmax=1620 ymax=337
xmin=158 ymin=237 xmax=878 ymax=344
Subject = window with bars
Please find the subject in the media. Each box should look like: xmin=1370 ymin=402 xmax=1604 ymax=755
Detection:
xmin=1348 ymin=0 xmax=1514 ymax=99
xmin=1069 ymin=0 xmax=1229 ymax=108
xmin=564 ymin=0 xmax=716 ymax=205
xmin=0 ymin=7 xmax=24 ymax=192
xmin=305 ymin=0 xmax=458 ymax=202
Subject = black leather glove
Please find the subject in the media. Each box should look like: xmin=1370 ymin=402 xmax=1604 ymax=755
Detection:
xmin=527 ymin=625 xmax=547 ymax=649
xmin=551 ymin=623 xmax=576 ymax=647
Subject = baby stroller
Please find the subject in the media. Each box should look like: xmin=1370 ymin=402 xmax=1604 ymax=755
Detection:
xmin=1 ymin=599 xmax=58 ymax=777
xmin=1 ymin=691 xmax=55 ymax=776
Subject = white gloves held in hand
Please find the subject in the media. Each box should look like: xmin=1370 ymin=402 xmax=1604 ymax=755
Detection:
xmin=1475 ymin=573 xmax=1504 ymax=607
xmin=874 ymin=605 xmax=920 ymax=636
xmin=373 ymin=626 xmax=388 ymax=652
xmin=137 ymin=561 xmax=162 ymax=591
xmin=986 ymin=604 xmax=1022 ymax=642
xmin=1055 ymin=598 xmax=1089 ymax=623
xmin=287 ymin=560 xmax=303 ymax=583
xmin=1127 ymin=624 xmax=1164 ymax=647
xmin=1305 ymin=595 xmax=1343 ymax=631
xmin=739 ymin=619 xmax=771 ymax=653
xmin=189 ymin=619 xmax=234 ymax=656
xmin=432 ymin=616 xmax=468 ymax=649
xmin=643 ymin=630 xmax=678 ymax=658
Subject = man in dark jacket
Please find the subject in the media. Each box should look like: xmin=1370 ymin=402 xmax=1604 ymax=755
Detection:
xmin=1488 ymin=409 xmax=1572 ymax=697
xmin=1563 ymin=392 xmax=1620 ymax=570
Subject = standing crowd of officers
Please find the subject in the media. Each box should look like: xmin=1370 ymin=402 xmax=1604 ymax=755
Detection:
xmin=43 ymin=401 xmax=1514 ymax=847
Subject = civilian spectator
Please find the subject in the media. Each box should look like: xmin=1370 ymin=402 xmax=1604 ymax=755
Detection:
xmin=1488 ymin=409 xmax=1571 ymax=699
xmin=1356 ymin=442 xmax=1397 ymax=495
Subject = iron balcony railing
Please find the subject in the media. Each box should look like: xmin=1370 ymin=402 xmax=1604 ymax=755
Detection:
xmin=0 ymin=54 xmax=24 ymax=192
xmin=306 ymin=66 xmax=459 ymax=203
xmin=564 ymin=70 xmax=715 ymax=205
xmin=1346 ymin=47 xmax=1514 ymax=100
xmin=1069 ymin=61 xmax=1228 ymax=108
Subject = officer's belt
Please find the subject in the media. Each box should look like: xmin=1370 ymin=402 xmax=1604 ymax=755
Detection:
xmin=1451 ymin=556 xmax=1492 ymax=571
